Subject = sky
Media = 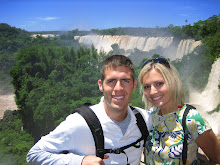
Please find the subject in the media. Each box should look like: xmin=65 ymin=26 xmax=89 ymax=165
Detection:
xmin=0 ymin=0 xmax=220 ymax=32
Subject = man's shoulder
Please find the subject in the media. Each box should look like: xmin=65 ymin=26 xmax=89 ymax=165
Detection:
xmin=89 ymin=103 xmax=104 ymax=113
xmin=131 ymin=106 xmax=145 ymax=112
xmin=64 ymin=104 xmax=100 ymax=122
xmin=130 ymin=106 xmax=148 ymax=116
xmin=131 ymin=106 xmax=152 ymax=130
xmin=90 ymin=103 xmax=101 ymax=108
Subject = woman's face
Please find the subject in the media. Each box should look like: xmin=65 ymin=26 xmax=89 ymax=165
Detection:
xmin=142 ymin=68 xmax=173 ymax=113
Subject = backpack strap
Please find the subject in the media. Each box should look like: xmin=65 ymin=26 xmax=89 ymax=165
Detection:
xmin=130 ymin=106 xmax=149 ymax=146
xmin=104 ymin=106 xmax=148 ymax=164
xmin=74 ymin=105 xmax=105 ymax=159
xmin=130 ymin=106 xmax=148 ymax=164
xmin=182 ymin=104 xmax=195 ymax=165
xmin=74 ymin=104 xmax=149 ymax=163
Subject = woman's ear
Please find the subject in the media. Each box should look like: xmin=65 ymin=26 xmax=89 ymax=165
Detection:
xmin=133 ymin=80 xmax=137 ymax=92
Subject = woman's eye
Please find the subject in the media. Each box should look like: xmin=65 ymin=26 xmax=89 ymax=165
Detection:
xmin=144 ymin=85 xmax=150 ymax=89
xmin=156 ymin=82 xmax=163 ymax=86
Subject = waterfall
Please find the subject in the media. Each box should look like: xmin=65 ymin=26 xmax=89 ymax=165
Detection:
xmin=176 ymin=39 xmax=202 ymax=59
xmin=74 ymin=35 xmax=173 ymax=53
xmin=74 ymin=35 xmax=201 ymax=61
xmin=189 ymin=58 xmax=220 ymax=135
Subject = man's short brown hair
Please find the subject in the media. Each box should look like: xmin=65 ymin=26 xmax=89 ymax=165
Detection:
xmin=100 ymin=55 xmax=135 ymax=81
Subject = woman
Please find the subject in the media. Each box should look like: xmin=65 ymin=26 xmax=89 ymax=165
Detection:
xmin=138 ymin=58 xmax=220 ymax=165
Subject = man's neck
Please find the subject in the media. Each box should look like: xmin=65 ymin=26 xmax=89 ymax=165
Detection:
xmin=109 ymin=112 xmax=128 ymax=122
xmin=104 ymin=104 xmax=128 ymax=122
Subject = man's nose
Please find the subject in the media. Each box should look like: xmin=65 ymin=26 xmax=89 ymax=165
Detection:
xmin=114 ymin=80 xmax=123 ymax=90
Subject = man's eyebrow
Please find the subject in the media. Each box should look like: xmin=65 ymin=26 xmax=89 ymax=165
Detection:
xmin=106 ymin=78 xmax=116 ymax=81
xmin=122 ymin=78 xmax=132 ymax=80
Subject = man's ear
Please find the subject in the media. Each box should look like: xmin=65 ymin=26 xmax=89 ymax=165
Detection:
xmin=98 ymin=79 xmax=103 ymax=92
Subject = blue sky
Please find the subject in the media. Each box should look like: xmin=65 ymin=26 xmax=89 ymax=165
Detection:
xmin=0 ymin=0 xmax=220 ymax=32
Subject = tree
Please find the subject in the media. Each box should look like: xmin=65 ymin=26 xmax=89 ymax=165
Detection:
xmin=10 ymin=44 xmax=111 ymax=141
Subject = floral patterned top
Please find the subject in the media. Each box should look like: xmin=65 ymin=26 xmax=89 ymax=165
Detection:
xmin=145 ymin=105 xmax=211 ymax=165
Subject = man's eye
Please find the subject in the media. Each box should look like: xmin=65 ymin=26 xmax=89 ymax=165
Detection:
xmin=122 ymin=79 xmax=130 ymax=83
xmin=107 ymin=79 xmax=115 ymax=83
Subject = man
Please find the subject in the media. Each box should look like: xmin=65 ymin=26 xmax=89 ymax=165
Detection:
xmin=26 ymin=55 xmax=151 ymax=165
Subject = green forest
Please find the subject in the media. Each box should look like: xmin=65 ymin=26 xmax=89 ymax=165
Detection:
xmin=0 ymin=14 xmax=220 ymax=164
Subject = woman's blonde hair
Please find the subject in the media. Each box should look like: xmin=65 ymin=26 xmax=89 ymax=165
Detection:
xmin=138 ymin=60 xmax=185 ymax=110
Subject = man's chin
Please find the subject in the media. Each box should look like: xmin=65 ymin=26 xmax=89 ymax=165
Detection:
xmin=111 ymin=103 xmax=126 ymax=111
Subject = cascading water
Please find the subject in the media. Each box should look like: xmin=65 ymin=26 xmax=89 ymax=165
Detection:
xmin=74 ymin=35 xmax=174 ymax=53
xmin=74 ymin=35 xmax=201 ymax=60
xmin=189 ymin=58 xmax=220 ymax=135
xmin=176 ymin=39 xmax=202 ymax=59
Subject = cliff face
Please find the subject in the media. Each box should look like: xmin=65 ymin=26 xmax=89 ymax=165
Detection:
xmin=74 ymin=35 xmax=201 ymax=61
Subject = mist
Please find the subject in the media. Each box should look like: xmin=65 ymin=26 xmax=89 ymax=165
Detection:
xmin=188 ymin=58 xmax=220 ymax=135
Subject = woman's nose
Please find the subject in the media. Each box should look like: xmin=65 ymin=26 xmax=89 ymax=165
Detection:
xmin=150 ymin=86 xmax=158 ymax=95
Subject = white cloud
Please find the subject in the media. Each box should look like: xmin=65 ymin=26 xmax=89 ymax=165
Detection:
xmin=36 ymin=17 xmax=59 ymax=21
xmin=20 ymin=24 xmax=27 ymax=28
xmin=19 ymin=21 xmax=37 ymax=29
xmin=177 ymin=13 xmax=190 ymax=17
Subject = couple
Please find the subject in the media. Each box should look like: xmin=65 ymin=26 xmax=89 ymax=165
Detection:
xmin=27 ymin=55 xmax=220 ymax=165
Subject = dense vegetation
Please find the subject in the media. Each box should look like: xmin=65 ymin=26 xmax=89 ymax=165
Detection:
xmin=0 ymin=110 xmax=34 ymax=165
xmin=0 ymin=23 xmax=63 ymax=93
xmin=10 ymin=45 xmax=110 ymax=141
xmin=0 ymin=14 xmax=220 ymax=164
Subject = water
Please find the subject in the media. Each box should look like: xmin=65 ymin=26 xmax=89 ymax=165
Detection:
xmin=74 ymin=35 xmax=199 ymax=60
xmin=189 ymin=58 xmax=220 ymax=135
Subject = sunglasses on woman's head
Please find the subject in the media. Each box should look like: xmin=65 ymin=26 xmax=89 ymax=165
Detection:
xmin=141 ymin=58 xmax=170 ymax=69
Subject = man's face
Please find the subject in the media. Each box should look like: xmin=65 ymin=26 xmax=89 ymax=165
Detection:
xmin=98 ymin=66 xmax=137 ymax=118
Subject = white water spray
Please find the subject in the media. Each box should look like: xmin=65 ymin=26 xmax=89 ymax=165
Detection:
xmin=189 ymin=58 xmax=220 ymax=135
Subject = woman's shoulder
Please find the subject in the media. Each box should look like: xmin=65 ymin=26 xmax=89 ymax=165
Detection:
xmin=179 ymin=104 xmax=211 ymax=137
xmin=177 ymin=104 xmax=198 ymax=119
xmin=179 ymin=104 xmax=203 ymax=121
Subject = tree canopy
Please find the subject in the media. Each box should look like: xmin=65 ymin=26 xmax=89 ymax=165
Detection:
xmin=9 ymin=45 xmax=111 ymax=140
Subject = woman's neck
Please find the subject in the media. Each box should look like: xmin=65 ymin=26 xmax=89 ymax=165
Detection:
xmin=158 ymin=105 xmax=178 ymax=116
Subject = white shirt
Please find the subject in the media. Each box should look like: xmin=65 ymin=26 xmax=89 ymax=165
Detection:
xmin=26 ymin=98 xmax=152 ymax=165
